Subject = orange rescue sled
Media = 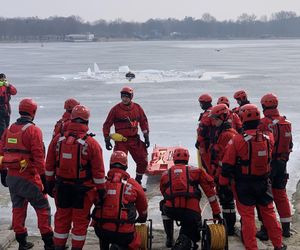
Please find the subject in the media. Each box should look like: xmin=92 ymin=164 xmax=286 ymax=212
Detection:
xmin=146 ymin=145 xmax=177 ymax=176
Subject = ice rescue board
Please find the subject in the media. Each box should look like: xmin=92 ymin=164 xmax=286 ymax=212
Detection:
xmin=146 ymin=145 xmax=177 ymax=176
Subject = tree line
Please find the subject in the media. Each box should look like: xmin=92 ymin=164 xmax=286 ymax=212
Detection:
xmin=0 ymin=11 xmax=300 ymax=41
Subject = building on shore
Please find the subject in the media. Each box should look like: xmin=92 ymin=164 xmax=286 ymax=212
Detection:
xmin=64 ymin=33 xmax=95 ymax=42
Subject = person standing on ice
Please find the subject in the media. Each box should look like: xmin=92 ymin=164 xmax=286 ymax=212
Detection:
xmin=0 ymin=73 xmax=17 ymax=138
xmin=45 ymin=105 xmax=106 ymax=250
xmin=160 ymin=147 xmax=221 ymax=249
xmin=52 ymin=98 xmax=80 ymax=138
xmin=256 ymin=93 xmax=293 ymax=240
xmin=219 ymin=104 xmax=286 ymax=250
xmin=195 ymin=93 xmax=213 ymax=172
xmin=92 ymin=150 xmax=148 ymax=250
xmin=217 ymin=96 xmax=243 ymax=133
xmin=0 ymin=98 xmax=54 ymax=250
xmin=103 ymin=86 xmax=150 ymax=186
xmin=232 ymin=89 xmax=251 ymax=116
xmin=209 ymin=104 xmax=238 ymax=236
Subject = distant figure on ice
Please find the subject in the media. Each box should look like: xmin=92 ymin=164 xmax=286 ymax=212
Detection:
xmin=125 ymin=71 xmax=135 ymax=81
xmin=92 ymin=151 xmax=148 ymax=250
xmin=0 ymin=73 xmax=17 ymax=138
xmin=103 ymin=86 xmax=150 ymax=186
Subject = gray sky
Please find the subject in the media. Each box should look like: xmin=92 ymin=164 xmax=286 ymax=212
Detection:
xmin=3 ymin=0 xmax=300 ymax=22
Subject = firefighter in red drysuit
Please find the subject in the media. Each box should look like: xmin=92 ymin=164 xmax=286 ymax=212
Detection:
xmin=92 ymin=150 xmax=148 ymax=250
xmin=103 ymin=86 xmax=149 ymax=185
xmin=209 ymin=104 xmax=238 ymax=235
xmin=195 ymin=94 xmax=213 ymax=172
xmin=160 ymin=147 xmax=221 ymax=249
xmin=255 ymin=93 xmax=293 ymax=240
xmin=0 ymin=98 xmax=54 ymax=250
xmin=219 ymin=104 xmax=286 ymax=250
xmin=0 ymin=73 xmax=17 ymax=138
xmin=45 ymin=105 xmax=106 ymax=250
xmin=232 ymin=90 xmax=250 ymax=116
xmin=52 ymin=98 xmax=80 ymax=138
xmin=217 ymin=96 xmax=243 ymax=133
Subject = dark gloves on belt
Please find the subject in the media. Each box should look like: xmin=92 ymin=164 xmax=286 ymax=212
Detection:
xmin=135 ymin=215 xmax=147 ymax=224
xmin=105 ymin=137 xmax=113 ymax=150
xmin=46 ymin=181 xmax=55 ymax=197
xmin=143 ymin=133 xmax=150 ymax=148
xmin=218 ymin=185 xmax=233 ymax=202
xmin=40 ymin=174 xmax=47 ymax=194
xmin=97 ymin=189 xmax=106 ymax=206
xmin=0 ymin=169 xmax=8 ymax=187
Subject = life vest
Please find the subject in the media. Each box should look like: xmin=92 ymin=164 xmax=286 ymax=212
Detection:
xmin=92 ymin=173 xmax=137 ymax=232
xmin=163 ymin=165 xmax=201 ymax=204
xmin=268 ymin=117 xmax=292 ymax=158
xmin=53 ymin=117 xmax=71 ymax=137
xmin=2 ymin=123 xmax=32 ymax=170
xmin=55 ymin=133 xmax=92 ymax=182
xmin=237 ymin=131 xmax=271 ymax=177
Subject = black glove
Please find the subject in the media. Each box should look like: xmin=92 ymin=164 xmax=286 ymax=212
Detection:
xmin=195 ymin=140 xmax=200 ymax=150
xmin=213 ymin=213 xmax=222 ymax=221
xmin=135 ymin=216 xmax=147 ymax=224
xmin=40 ymin=174 xmax=47 ymax=194
xmin=105 ymin=137 xmax=113 ymax=150
xmin=46 ymin=181 xmax=55 ymax=197
xmin=0 ymin=169 xmax=8 ymax=187
xmin=143 ymin=133 xmax=150 ymax=148
xmin=97 ymin=189 xmax=106 ymax=206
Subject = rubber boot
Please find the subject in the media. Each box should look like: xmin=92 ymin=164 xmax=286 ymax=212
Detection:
xmin=16 ymin=232 xmax=34 ymax=250
xmin=172 ymin=234 xmax=192 ymax=250
xmin=42 ymin=232 xmax=54 ymax=250
xmin=274 ymin=244 xmax=287 ymax=250
xmin=281 ymin=222 xmax=291 ymax=237
xmin=222 ymin=212 xmax=236 ymax=236
xmin=135 ymin=175 xmax=142 ymax=184
xmin=71 ymin=248 xmax=82 ymax=250
xmin=135 ymin=175 xmax=146 ymax=191
xmin=163 ymin=219 xmax=174 ymax=248
xmin=256 ymin=225 xmax=269 ymax=241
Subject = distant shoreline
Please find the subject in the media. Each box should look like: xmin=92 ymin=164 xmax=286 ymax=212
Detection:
xmin=1 ymin=37 xmax=300 ymax=43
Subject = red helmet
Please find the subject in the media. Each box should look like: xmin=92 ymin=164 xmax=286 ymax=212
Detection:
xmin=64 ymin=98 xmax=80 ymax=111
xmin=210 ymin=104 xmax=230 ymax=121
xmin=71 ymin=105 xmax=90 ymax=121
xmin=19 ymin=98 xmax=37 ymax=117
xmin=261 ymin=93 xmax=278 ymax=108
xmin=217 ymin=96 xmax=230 ymax=107
xmin=198 ymin=94 xmax=212 ymax=103
xmin=240 ymin=104 xmax=260 ymax=123
xmin=234 ymin=90 xmax=247 ymax=101
xmin=173 ymin=147 xmax=190 ymax=162
xmin=120 ymin=86 xmax=133 ymax=99
xmin=110 ymin=151 xmax=128 ymax=166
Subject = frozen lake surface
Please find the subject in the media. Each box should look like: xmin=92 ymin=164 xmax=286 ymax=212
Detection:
xmin=0 ymin=40 xmax=299 ymax=234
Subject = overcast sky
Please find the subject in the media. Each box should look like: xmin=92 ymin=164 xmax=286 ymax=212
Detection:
xmin=2 ymin=0 xmax=300 ymax=22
